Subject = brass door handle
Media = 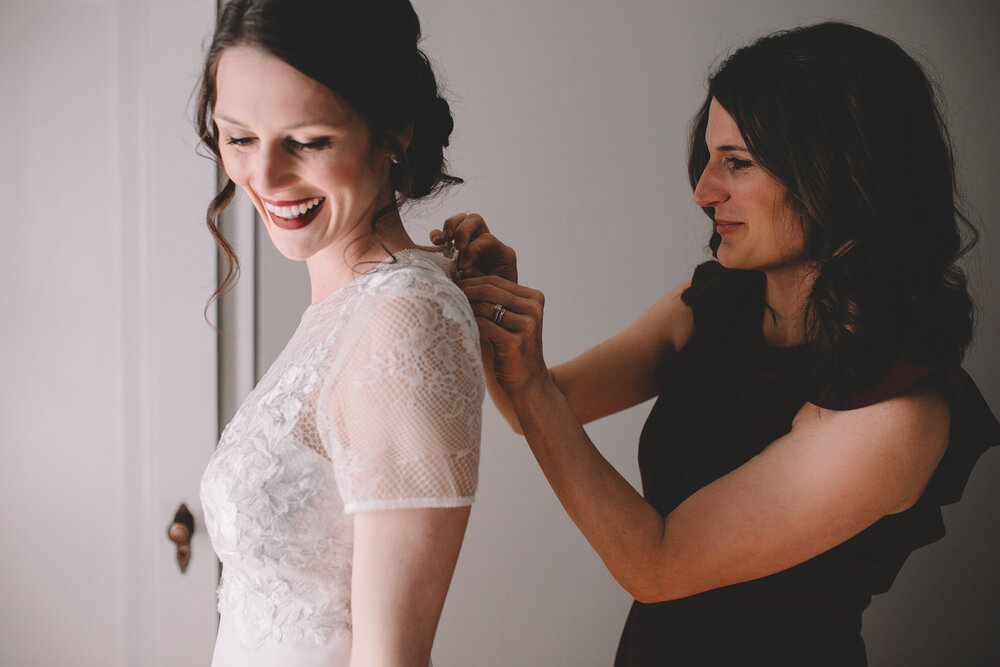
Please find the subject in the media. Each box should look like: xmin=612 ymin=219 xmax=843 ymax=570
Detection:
xmin=167 ymin=503 xmax=195 ymax=573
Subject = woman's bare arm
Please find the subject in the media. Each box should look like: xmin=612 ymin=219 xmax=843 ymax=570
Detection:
xmin=512 ymin=375 xmax=949 ymax=602
xmin=465 ymin=274 xmax=951 ymax=603
xmin=350 ymin=506 xmax=471 ymax=667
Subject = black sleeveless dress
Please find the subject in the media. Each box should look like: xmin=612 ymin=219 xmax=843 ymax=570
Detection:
xmin=614 ymin=262 xmax=1000 ymax=666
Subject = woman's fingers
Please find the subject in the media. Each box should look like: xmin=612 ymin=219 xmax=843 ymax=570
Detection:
xmin=430 ymin=213 xmax=488 ymax=248
xmin=461 ymin=276 xmax=549 ymax=391
xmin=468 ymin=296 xmax=526 ymax=328
xmin=470 ymin=300 xmax=530 ymax=331
xmin=457 ymin=232 xmax=518 ymax=282
xmin=461 ymin=275 xmax=543 ymax=307
xmin=433 ymin=225 xmax=540 ymax=391
xmin=429 ymin=214 xmax=518 ymax=283
xmin=429 ymin=213 xmax=464 ymax=245
xmin=450 ymin=213 xmax=488 ymax=251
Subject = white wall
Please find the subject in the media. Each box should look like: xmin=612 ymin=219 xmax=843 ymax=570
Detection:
xmin=255 ymin=1 xmax=1000 ymax=665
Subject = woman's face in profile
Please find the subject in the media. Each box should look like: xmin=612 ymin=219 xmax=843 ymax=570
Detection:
xmin=212 ymin=45 xmax=391 ymax=262
xmin=693 ymin=98 xmax=806 ymax=275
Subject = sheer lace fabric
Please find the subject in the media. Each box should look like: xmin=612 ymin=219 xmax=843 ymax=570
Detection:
xmin=200 ymin=249 xmax=484 ymax=656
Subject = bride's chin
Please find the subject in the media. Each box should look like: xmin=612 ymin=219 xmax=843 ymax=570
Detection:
xmin=268 ymin=239 xmax=316 ymax=262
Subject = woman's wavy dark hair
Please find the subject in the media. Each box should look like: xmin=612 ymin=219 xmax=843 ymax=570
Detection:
xmin=196 ymin=0 xmax=462 ymax=306
xmin=688 ymin=21 xmax=977 ymax=394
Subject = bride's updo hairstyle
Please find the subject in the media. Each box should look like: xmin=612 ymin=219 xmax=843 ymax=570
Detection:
xmin=687 ymin=21 xmax=976 ymax=396
xmin=196 ymin=0 xmax=461 ymax=302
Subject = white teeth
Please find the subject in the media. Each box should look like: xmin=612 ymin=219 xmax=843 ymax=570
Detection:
xmin=264 ymin=197 xmax=323 ymax=219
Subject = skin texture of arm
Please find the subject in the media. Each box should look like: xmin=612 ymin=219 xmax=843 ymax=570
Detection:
xmin=463 ymin=274 xmax=951 ymax=604
xmin=510 ymin=375 xmax=949 ymax=602
xmin=350 ymin=506 xmax=471 ymax=667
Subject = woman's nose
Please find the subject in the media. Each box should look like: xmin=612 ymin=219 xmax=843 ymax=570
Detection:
xmin=254 ymin=143 xmax=297 ymax=193
xmin=693 ymin=165 xmax=726 ymax=208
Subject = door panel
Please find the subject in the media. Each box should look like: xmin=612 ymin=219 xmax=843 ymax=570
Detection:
xmin=0 ymin=1 xmax=219 ymax=665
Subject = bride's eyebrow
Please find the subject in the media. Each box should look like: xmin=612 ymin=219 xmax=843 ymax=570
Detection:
xmin=213 ymin=113 xmax=348 ymax=132
xmin=213 ymin=113 xmax=249 ymax=128
xmin=282 ymin=120 xmax=348 ymax=131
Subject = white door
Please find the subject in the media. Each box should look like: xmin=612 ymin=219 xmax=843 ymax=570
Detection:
xmin=0 ymin=1 xmax=220 ymax=665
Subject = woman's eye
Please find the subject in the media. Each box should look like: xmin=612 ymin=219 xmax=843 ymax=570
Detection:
xmin=287 ymin=137 xmax=332 ymax=151
xmin=225 ymin=136 xmax=255 ymax=147
xmin=725 ymin=156 xmax=753 ymax=172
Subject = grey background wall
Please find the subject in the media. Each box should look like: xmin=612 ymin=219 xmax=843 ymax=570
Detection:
xmin=256 ymin=1 xmax=1000 ymax=664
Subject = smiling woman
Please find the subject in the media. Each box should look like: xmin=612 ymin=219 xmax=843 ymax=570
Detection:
xmin=196 ymin=0 xmax=462 ymax=306
xmin=692 ymin=99 xmax=807 ymax=319
xmin=193 ymin=2 xmax=483 ymax=666
xmin=434 ymin=21 xmax=1000 ymax=666
xmin=212 ymin=45 xmax=393 ymax=269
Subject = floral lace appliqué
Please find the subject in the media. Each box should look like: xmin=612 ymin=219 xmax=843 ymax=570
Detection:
xmin=200 ymin=249 xmax=484 ymax=650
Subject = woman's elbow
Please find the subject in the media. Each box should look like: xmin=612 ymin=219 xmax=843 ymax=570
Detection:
xmin=628 ymin=581 xmax=681 ymax=605
xmin=620 ymin=565 xmax=689 ymax=604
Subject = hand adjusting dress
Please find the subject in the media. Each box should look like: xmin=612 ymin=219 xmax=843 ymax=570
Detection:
xmin=200 ymin=249 xmax=485 ymax=667
xmin=615 ymin=261 xmax=1000 ymax=667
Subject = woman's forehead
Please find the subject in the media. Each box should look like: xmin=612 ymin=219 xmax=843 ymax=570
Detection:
xmin=213 ymin=45 xmax=355 ymax=129
xmin=705 ymin=99 xmax=748 ymax=152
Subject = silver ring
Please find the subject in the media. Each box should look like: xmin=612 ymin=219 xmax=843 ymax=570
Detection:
xmin=492 ymin=303 xmax=507 ymax=325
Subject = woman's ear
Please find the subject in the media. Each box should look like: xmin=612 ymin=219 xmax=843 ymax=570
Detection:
xmin=397 ymin=123 xmax=414 ymax=152
xmin=382 ymin=124 xmax=414 ymax=163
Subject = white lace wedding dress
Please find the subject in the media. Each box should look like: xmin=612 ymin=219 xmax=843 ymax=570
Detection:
xmin=200 ymin=249 xmax=484 ymax=666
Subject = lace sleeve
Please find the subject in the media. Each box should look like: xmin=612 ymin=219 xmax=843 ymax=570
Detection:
xmin=318 ymin=271 xmax=485 ymax=513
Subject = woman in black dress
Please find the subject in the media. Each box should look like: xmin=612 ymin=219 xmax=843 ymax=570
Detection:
xmin=432 ymin=21 xmax=1000 ymax=665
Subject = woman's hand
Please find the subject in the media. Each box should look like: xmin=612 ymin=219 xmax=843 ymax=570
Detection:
xmin=432 ymin=213 xmax=546 ymax=429
xmin=430 ymin=213 xmax=517 ymax=283
xmin=461 ymin=274 xmax=549 ymax=397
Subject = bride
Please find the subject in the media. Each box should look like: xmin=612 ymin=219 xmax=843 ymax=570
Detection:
xmin=196 ymin=1 xmax=484 ymax=665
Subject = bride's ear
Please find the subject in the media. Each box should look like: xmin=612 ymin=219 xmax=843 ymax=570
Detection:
xmin=396 ymin=123 xmax=414 ymax=152
xmin=382 ymin=124 xmax=413 ymax=164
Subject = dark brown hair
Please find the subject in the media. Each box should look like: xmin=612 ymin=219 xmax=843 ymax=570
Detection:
xmin=688 ymin=21 xmax=976 ymax=393
xmin=195 ymin=0 xmax=461 ymax=306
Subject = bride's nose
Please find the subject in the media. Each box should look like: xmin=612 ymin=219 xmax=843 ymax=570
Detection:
xmin=253 ymin=143 xmax=298 ymax=193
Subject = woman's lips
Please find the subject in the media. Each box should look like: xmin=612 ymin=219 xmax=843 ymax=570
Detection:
xmin=263 ymin=197 xmax=325 ymax=230
xmin=715 ymin=219 xmax=743 ymax=235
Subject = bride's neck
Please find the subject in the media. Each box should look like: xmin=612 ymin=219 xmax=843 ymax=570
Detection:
xmin=305 ymin=210 xmax=416 ymax=305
